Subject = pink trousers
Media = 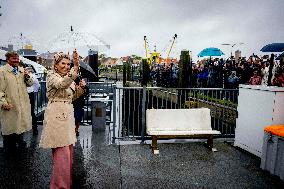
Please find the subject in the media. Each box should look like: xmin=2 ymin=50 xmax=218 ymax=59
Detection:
xmin=50 ymin=145 xmax=73 ymax=189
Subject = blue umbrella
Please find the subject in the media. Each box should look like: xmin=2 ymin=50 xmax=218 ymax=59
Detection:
xmin=260 ymin=43 xmax=284 ymax=52
xmin=198 ymin=47 xmax=225 ymax=57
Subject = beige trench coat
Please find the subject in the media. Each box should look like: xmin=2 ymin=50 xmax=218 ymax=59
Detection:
xmin=0 ymin=64 xmax=33 ymax=135
xmin=39 ymin=68 xmax=85 ymax=148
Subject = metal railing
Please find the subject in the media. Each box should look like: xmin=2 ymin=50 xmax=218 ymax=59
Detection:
xmin=35 ymin=81 xmax=116 ymax=126
xmin=88 ymin=81 xmax=116 ymax=96
xmin=82 ymin=82 xmax=116 ymax=125
xmin=35 ymin=81 xmax=48 ymax=123
xmin=35 ymin=82 xmax=239 ymax=142
xmin=113 ymin=86 xmax=239 ymax=142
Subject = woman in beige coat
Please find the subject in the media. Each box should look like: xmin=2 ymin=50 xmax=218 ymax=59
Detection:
xmin=39 ymin=50 xmax=86 ymax=189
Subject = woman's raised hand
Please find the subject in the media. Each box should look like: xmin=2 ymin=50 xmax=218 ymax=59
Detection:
xmin=72 ymin=49 xmax=79 ymax=73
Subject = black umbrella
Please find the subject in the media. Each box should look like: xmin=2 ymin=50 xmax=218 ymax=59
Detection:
xmin=260 ymin=43 xmax=284 ymax=52
xmin=79 ymin=61 xmax=96 ymax=76
xmin=76 ymin=60 xmax=97 ymax=81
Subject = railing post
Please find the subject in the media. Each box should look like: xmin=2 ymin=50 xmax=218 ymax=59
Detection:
xmin=112 ymin=85 xmax=117 ymax=144
xmin=140 ymin=85 xmax=147 ymax=143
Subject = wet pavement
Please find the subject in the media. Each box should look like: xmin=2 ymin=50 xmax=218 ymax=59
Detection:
xmin=0 ymin=125 xmax=283 ymax=189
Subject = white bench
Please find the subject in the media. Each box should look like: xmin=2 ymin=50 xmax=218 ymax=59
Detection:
xmin=146 ymin=108 xmax=221 ymax=154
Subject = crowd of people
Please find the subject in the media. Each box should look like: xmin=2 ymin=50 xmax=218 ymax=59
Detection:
xmin=149 ymin=62 xmax=179 ymax=87
xmin=146 ymin=54 xmax=284 ymax=88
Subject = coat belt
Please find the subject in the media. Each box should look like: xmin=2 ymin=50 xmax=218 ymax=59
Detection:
xmin=49 ymin=99 xmax=72 ymax=104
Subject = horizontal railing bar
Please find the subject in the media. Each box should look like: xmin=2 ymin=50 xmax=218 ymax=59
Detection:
xmin=116 ymin=86 xmax=238 ymax=91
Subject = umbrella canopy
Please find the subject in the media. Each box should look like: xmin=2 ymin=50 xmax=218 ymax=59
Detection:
xmin=79 ymin=61 xmax=96 ymax=77
xmin=48 ymin=27 xmax=110 ymax=56
xmin=77 ymin=60 xmax=97 ymax=81
xmin=197 ymin=47 xmax=224 ymax=57
xmin=260 ymin=43 xmax=284 ymax=52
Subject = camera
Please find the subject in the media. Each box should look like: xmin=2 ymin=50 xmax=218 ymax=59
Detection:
xmin=75 ymin=75 xmax=82 ymax=85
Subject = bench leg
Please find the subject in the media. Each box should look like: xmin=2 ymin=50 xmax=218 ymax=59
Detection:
xmin=207 ymin=135 xmax=217 ymax=152
xmin=207 ymin=135 xmax=213 ymax=149
xmin=151 ymin=136 xmax=159 ymax=154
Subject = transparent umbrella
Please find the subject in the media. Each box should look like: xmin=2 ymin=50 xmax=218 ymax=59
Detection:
xmin=48 ymin=26 xmax=110 ymax=57
xmin=6 ymin=33 xmax=31 ymax=51
xmin=276 ymin=52 xmax=284 ymax=60
xmin=2 ymin=33 xmax=43 ymax=53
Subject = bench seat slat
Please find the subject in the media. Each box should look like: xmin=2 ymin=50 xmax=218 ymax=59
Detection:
xmin=147 ymin=130 xmax=221 ymax=135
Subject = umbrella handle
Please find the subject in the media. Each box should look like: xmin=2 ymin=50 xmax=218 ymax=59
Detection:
xmin=72 ymin=49 xmax=79 ymax=66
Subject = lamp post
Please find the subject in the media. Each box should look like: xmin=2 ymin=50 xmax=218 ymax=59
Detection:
xmin=221 ymin=43 xmax=244 ymax=58
xmin=0 ymin=5 xmax=2 ymax=27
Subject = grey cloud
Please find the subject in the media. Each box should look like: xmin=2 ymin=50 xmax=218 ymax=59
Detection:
xmin=0 ymin=0 xmax=283 ymax=59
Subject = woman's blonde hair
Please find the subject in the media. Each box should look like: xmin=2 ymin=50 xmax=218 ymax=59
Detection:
xmin=52 ymin=52 xmax=70 ymax=71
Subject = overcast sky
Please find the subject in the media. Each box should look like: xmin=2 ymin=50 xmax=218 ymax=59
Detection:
xmin=0 ymin=0 xmax=283 ymax=60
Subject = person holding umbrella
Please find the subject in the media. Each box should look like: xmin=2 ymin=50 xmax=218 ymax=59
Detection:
xmin=39 ymin=50 xmax=86 ymax=189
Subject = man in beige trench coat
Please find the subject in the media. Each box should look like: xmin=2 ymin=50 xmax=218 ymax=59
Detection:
xmin=0 ymin=51 xmax=33 ymax=152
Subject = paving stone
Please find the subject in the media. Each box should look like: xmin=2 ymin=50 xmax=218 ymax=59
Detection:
xmin=0 ymin=126 xmax=283 ymax=189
